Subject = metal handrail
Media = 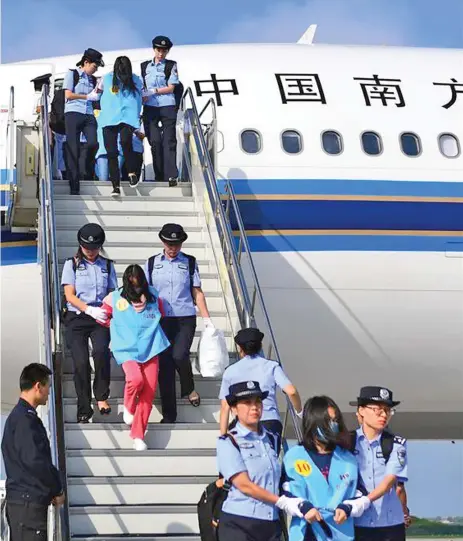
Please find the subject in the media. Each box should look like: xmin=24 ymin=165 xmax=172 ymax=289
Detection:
xmin=38 ymin=85 xmax=70 ymax=541
xmin=180 ymin=88 xmax=302 ymax=444
xmin=6 ymin=86 xmax=16 ymax=228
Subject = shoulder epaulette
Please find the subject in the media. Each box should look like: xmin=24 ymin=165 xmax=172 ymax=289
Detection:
xmin=393 ymin=435 xmax=406 ymax=445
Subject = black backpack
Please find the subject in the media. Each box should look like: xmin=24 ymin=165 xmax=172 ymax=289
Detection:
xmin=349 ymin=429 xmax=394 ymax=462
xmin=50 ymin=70 xmax=98 ymax=135
xmin=147 ymin=253 xmax=196 ymax=304
xmin=61 ymin=256 xmax=113 ymax=321
xmin=140 ymin=59 xmax=184 ymax=110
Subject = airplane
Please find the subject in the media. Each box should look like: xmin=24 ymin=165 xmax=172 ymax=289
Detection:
xmin=1 ymin=31 xmax=462 ymax=438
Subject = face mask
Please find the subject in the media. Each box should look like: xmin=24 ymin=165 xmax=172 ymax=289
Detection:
xmin=316 ymin=421 xmax=339 ymax=442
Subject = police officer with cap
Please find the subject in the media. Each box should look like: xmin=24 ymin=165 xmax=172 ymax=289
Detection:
xmin=64 ymin=47 xmax=104 ymax=194
xmin=349 ymin=386 xmax=408 ymax=541
xmin=144 ymin=223 xmax=212 ymax=423
xmin=61 ymin=223 xmax=117 ymax=422
xmin=219 ymin=327 xmax=303 ymax=453
xmin=2 ymin=363 xmax=64 ymax=540
xmin=141 ymin=35 xmax=180 ymax=186
xmin=216 ymin=381 xmax=304 ymax=541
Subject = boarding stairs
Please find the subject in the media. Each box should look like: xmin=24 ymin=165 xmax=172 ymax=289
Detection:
xmin=33 ymin=86 xmax=302 ymax=541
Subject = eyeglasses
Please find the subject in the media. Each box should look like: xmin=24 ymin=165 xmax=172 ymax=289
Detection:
xmin=364 ymin=405 xmax=395 ymax=417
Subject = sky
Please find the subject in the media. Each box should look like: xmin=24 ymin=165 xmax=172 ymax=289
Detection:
xmin=0 ymin=0 xmax=463 ymax=63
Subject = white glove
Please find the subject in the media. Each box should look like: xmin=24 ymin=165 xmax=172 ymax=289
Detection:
xmin=86 ymin=90 xmax=100 ymax=102
xmin=275 ymin=495 xmax=304 ymax=518
xmin=342 ymin=496 xmax=370 ymax=518
xmin=295 ymin=410 xmax=303 ymax=419
xmin=142 ymin=88 xmax=157 ymax=98
xmin=85 ymin=306 xmax=108 ymax=323
xmin=203 ymin=317 xmax=214 ymax=329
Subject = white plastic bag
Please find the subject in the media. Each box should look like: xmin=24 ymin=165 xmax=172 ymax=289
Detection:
xmin=198 ymin=326 xmax=229 ymax=377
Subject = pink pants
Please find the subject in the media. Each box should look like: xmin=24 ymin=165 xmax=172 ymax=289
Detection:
xmin=122 ymin=356 xmax=159 ymax=440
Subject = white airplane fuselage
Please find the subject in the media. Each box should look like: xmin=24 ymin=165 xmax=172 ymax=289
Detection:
xmin=1 ymin=43 xmax=463 ymax=437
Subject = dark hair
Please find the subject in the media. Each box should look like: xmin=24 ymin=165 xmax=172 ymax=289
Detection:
xmin=239 ymin=340 xmax=262 ymax=357
xmin=120 ymin=264 xmax=155 ymax=304
xmin=302 ymin=395 xmax=349 ymax=452
xmin=112 ymin=56 xmax=138 ymax=96
xmin=20 ymin=363 xmax=52 ymax=391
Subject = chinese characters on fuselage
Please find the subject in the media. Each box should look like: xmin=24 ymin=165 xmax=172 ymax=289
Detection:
xmin=192 ymin=73 xmax=461 ymax=109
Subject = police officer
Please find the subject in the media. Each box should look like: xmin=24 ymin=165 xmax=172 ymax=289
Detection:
xmin=349 ymin=386 xmax=408 ymax=541
xmin=141 ymin=35 xmax=180 ymax=186
xmin=64 ymin=48 xmax=104 ymax=194
xmin=61 ymin=223 xmax=117 ymax=422
xmin=219 ymin=327 xmax=303 ymax=452
xmin=1 ymin=363 xmax=64 ymax=541
xmin=144 ymin=223 xmax=212 ymax=423
xmin=216 ymin=381 xmax=304 ymax=541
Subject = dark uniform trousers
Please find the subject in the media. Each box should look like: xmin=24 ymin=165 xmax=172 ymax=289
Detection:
xmin=103 ymin=123 xmax=138 ymax=187
xmin=219 ymin=512 xmax=281 ymax=541
xmin=64 ymin=312 xmax=111 ymax=416
xmin=143 ymin=105 xmax=178 ymax=181
xmin=159 ymin=316 xmax=196 ymax=422
xmin=355 ymin=524 xmax=406 ymax=541
xmin=6 ymin=500 xmax=48 ymax=541
xmin=64 ymin=112 xmax=98 ymax=193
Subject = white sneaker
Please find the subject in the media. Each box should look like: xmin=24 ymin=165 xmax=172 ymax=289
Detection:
xmin=133 ymin=438 xmax=148 ymax=451
xmin=123 ymin=407 xmax=134 ymax=426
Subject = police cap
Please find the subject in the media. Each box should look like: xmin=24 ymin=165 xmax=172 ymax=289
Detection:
xmin=31 ymin=73 xmax=52 ymax=92
xmin=152 ymin=36 xmax=173 ymax=50
xmin=159 ymin=223 xmax=188 ymax=244
xmin=77 ymin=223 xmax=106 ymax=250
xmin=77 ymin=48 xmax=105 ymax=67
xmin=226 ymin=381 xmax=269 ymax=407
xmin=234 ymin=327 xmax=264 ymax=346
xmin=349 ymin=386 xmax=400 ymax=408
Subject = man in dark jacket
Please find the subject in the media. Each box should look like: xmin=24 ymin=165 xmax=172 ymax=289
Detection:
xmin=1 ymin=363 xmax=64 ymax=540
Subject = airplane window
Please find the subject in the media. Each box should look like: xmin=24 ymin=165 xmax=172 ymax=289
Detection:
xmin=361 ymin=132 xmax=382 ymax=156
xmin=282 ymin=130 xmax=303 ymax=154
xmin=240 ymin=130 xmax=262 ymax=154
xmin=439 ymin=133 xmax=460 ymax=158
xmin=322 ymin=131 xmax=343 ymax=155
xmin=400 ymin=133 xmax=421 ymax=157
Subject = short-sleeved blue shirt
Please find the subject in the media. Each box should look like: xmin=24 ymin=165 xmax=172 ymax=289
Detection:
xmin=63 ymin=68 xmax=95 ymax=115
xmin=143 ymin=59 xmax=179 ymax=108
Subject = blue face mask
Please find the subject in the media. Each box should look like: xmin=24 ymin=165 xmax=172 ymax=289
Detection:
xmin=316 ymin=421 xmax=339 ymax=442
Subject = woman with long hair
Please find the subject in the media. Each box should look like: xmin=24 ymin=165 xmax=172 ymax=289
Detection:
xmin=96 ymin=56 xmax=143 ymax=196
xmin=282 ymin=396 xmax=368 ymax=541
xmin=101 ymin=265 xmax=170 ymax=451
xmin=61 ymin=223 xmax=116 ymax=423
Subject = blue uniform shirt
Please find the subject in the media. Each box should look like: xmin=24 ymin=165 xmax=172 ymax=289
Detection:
xmin=216 ymin=423 xmax=281 ymax=521
xmin=61 ymin=256 xmax=118 ymax=313
xmin=63 ymin=68 xmax=95 ymax=115
xmin=143 ymin=252 xmax=201 ymax=317
xmin=219 ymin=355 xmax=292 ymax=422
xmin=354 ymin=427 xmax=408 ymax=528
xmin=143 ymin=59 xmax=179 ymax=108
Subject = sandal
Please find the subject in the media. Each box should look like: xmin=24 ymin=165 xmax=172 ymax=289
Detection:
xmin=188 ymin=392 xmax=201 ymax=407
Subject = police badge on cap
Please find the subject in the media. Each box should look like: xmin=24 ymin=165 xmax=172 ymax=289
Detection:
xmin=158 ymin=223 xmax=188 ymax=244
xmin=349 ymin=386 xmax=400 ymax=407
xmin=225 ymin=381 xmax=269 ymax=406
xmin=77 ymin=223 xmax=106 ymax=250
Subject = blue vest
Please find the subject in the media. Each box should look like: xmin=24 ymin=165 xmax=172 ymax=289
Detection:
xmin=283 ymin=445 xmax=358 ymax=541
xmin=110 ymin=288 xmax=170 ymax=364
xmin=99 ymin=72 xmax=143 ymax=129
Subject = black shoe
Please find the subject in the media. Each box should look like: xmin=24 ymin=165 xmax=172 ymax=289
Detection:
xmin=77 ymin=410 xmax=94 ymax=423
xmin=168 ymin=178 xmax=178 ymax=187
xmin=160 ymin=418 xmax=176 ymax=424
xmin=111 ymin=187 xmax=121 ymax=197
xmin=128 ymin=173 xmax=140 ymax=188
xmin=70 ymin=190 xmax=80 ymax=196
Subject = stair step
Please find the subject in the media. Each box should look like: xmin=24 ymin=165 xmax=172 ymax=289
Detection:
xmin=66 ymin=449 xmax=217 ymax=477
xmin=63 ymin=398 xmax=221 ymax=426
xmin=53 ymin=195 xmax=196 ymax=213
xmin=69 ymin=504 xmax=199 ymax=536
xmin=56 ymin=226 xmax=204 ymax=244
xmin=63 ymin=374 xmax=223 ymax=399
xmin=67 ymin=476 xmax=214 ymax=506
xmin=62 ymin=350 xmax=235 ymax=375
xmin=55 ymin=209 xmax=201 ymax=229
xmin=57 ymin=241 xmax=207 ymax=261
xmin=71 ymin=537 xmax=201 ymax=541
xmin=53 ymin=181 xmax=193 ymax=198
